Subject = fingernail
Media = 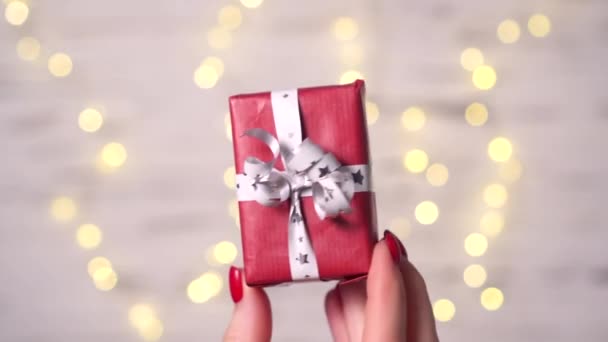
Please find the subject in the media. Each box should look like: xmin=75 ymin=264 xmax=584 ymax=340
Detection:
xmin=229 ymin=266 xmax=243 ymax=303
xmin=384 ymin=230 xmax=406 ymax=264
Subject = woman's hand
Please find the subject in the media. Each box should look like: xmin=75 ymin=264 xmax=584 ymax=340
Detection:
xmin=224 ymin=230 xmax=439 ymax=342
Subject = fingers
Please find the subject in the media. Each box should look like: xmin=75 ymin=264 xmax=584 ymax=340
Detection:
xmin=362 ymin=231 xmax=408 ymax=342
xmin=400 ymin=261 xmax=439 ymax=342
xmin=224 ymin=266 xmax=272 ymax=342
xmin=324 ymin=287 xmax=349 ymax=342
xmin=337 ymin=278 xmax=367 ymax=341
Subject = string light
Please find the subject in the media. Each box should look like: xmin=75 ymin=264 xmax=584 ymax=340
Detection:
xmin=499 ymin=159 xmax=522 ymax=183
xmin=401 ymin=107 xmax=426 ymax=131
xmin=483 ymin=183 xmax=508 ymax=208
xmin=460 ymin=48 xmax=484 ymax=71
xmin=138 ymin=319 xmax=163 ymax=342
xmin=78 ymin=108 xmax=103 ymax=133
xmin=480 ymin=287 xmax=504 ymax=311
xmin=100 ymin=142 xmax=128 ymax=169
xmin=48 ymin=53 xmax=73 ymax=77
xmin=425 ymin=163 xmax=449 ymax=187
xmin=415 ymin=201 xmax=439 ymax=225
xmin=472 ymin=65 xmax=497 ymax=90
xmin=202 ymin=56 xmax=225 ymax=77
xmin=433 ymin=299 xmax=456 ymax=322
xmin=207 ymin=27 xmax=232 ymax=50
xmin=339 ymin=70 xmax=363 ymax=84
xmin=487 ymin=137 xmax=513 ymax=162
xmin=240 ymin=0 xmax=263 ymax=9
xmin=16 ymin=36 xmax=40 ymax=61
xmin=333 ymin=17 xmax=359 ymax=41
xmin=389 ymin=217 xmax=410 ymax=240
xmin=193 ymin=64 xmax=219 ymax=89
xmin=339 ymin=43 xmax=363 ymax=66
xmin=464 ymin=233 xmax=488 ymax=257
xmin=365 ymin=101 xmax=379 ymax=125
xmin=528 ymin=14 xmax=551 ymax=38
xmin=213 ymin=241 xmax=238 ymax=264
xmin=218 ymin=5 xmax=242 ymax=31
xmin=87 ymin=256 xmax=112 ymax=277
xmin=465 ymin=102 xmax=488 ymax=127
xmin=187 ymin=271 xmax=223 ymax=303
xmin=4 ymin=0 xmax=28 ymax=26
xmin=76 ymin=223 xmax=103 ymax=250
xmin=497 ymin=19 xmax=520 ymax=44
xmin=480 ymin=211 xmax=505 ymax=237
xmin=223 ymin=166 xmax=236 ymax=189
xmin=92 ymin=266 xmax=118 ymax=291
xmin=403 ymin=149 xmax=429 ymax=173
xmin=463 ymin=264 xmax=487 ymax=288
xmin=50 ymin=196 xmax=77 ymax=222
xmin=129 ymin=304 xmax=163 ymax=342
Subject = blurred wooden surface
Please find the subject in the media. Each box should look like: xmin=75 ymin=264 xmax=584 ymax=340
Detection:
xmin=1 ymin=0 xmax=607 ymax=341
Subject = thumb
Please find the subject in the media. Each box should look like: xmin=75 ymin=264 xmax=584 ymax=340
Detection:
xmin=224 ymin=266 xmax=272 ymax=342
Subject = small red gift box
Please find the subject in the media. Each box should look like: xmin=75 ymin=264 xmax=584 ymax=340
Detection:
xmin=229 ymin=80 xmax=378 ymax=286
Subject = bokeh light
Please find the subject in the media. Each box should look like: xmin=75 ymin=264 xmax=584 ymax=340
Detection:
xmin=333 ymin=17 xmax=358 ymax=41
xmin=465 ymin=102 xmax=488 ymax=127
xmin=464 ymin=233 xmax=488 ymax=257
xmin=488 ymin=137 xmax=513 ymax=162
xmin=100 ymin=142 xmax=128 ymax=169
xmin=483 ymin=183 xmax=508 ymax=208
xmin=415 ymin=201 xmax=439 ymax=225
xmin=16 ymin=36 xmax=40 ymax=61
xmin=202 ymin=56 xmax=224 ymax=77
xmin=76 ymin=223 xmax=103 ymax=250
xmin=92 ymin=266 xmax=118 ymax=291
xmin=460 ymin=48 xmax=484 ymax=71
xmin=187 ymin=271 xmax=223 ymax=303
xmin=528 ymin=14 xmax=551 ymax=38
xmin=480 ymin=211 xmax=505 ymax=237
xmin=207 ymin=27 xmax=232 ymax=50
xmin=389 ymin=217 xmax=410 ymax=241
xmin=365 ymin=101 xmax=379 ymax=125
xmin=223 ymin=166 xmax=236 ymax=189
xmin=499 ymin=159 xmax=523 ymax=183
xmin=401 ymin=107 xmax=426 ymax=131
xmin=129 ymin=304 xmax=157 ymax=329
xmin=339 ymin=70 xmax=363 ymax=84
xmin=87 ymin=256 xmax=112 ymax=277
xmin=50 ymin=196 xmax=77 ymax=222
xmin=425 ymin=163 xmax=449 ymax=187
xmin=213 ymin=241 xmax=238 ymax=264
xmin=138 ymin=319 xmax=163 ymax=342
xmin=403 ymin=149 xmax=429 ymax=173
xmin=228 ymin=199 xmax=239 ymax=218
xmin=463 ymin=264 xmax=487 ymax=288
xmin=218 ymin=5 xmax=242 ymax=31
xmin=481 ymin=287 xmax=504 ymax=311
xmin=339 ymin=43 xmax=363 ymax=66
xmin=194 ymin=64 xmax=219 ymax=89
xmin=48 ymin=53 xmax=73 ymax=78
xmin=4 ymin=0 xmax=28 ymax=26
xmin=240 ymin=0 xmax=263 ymax=9
xmin=78 ymin=108 xmax=103 ymax=133
xmin=497 ymin=19 xmax=521 ymax=44
xmin=472 ymin=65 xmax=497 ymax=90
xmin=433 ymin=299 xmax=456 ymax=322
xmin=224 ymin=113 xmax=232 ymax=141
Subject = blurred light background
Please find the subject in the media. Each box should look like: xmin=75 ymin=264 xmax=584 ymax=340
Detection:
xmin=1 ymin=0 xmax=606 ymax=341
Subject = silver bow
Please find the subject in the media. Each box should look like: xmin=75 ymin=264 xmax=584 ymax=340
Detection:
xmin=242 ymin=128 xmax=355 ymax=280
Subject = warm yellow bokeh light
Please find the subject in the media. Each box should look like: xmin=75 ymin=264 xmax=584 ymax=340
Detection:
xmin=50 ymin=196 xmax=77 ymax=222
xmin=339 ymin=43 xmax=363 ymax=66
xmin=218 ymin=5 xmax=242 ymax=31
xmin=4 ymin=0 xmax=28 ymax=26
xmin=16 ymin=36 xmax=40 ymax=61
xmin=187 ymin=271 xmax=223 ymax=303
xmin=415 ymin=201 xmax=439 ymax=225
xmin=488 ymin=137 xmax=513 ymax=162
xmin=463 ymin=264 xmax=487 ymax=288
xmin=483 ymin=183 xmax=508 ymax=208
xmin=401 ymin=107 xmax=426 ymax=131
xmin=403 ymin=149 xmax=429 ymax=173
xmin=240 ymin=0 xmax=263 ymax=9
xmin=138 ymin=318 xmax=164 ymax=342
xmin=464 ymin=233 xmax=488 ymax=257
xmin=202 ymin=56 xmax=225 ymax=77
xmin=207 ymin=27 xmax=232 ymax=50
xmin=480 ymin=211 xmax=505 ymax=237
xmin=92 ymin=266 xmax=118 ymax=291
xmin=129 ymin=304 xmax=157 ymax=329
xmin=389 ymin=217 xmax=410 ymax=241
xmin=87 ymin=256 xmax=112 ymax=277
xmin=481 ymin=287 xmax=504 ymax=311
xmin=365 ymin=101 xmax=379 ymax=125
xmin=426 ymin=163 xmax=449 ymax=187
xmin=78 ymin=108 xmax=103 ymax=133
xmin=465 ymin=102 xmax=488 ymax=127
xmin=497 ymin=19 xmax=521 ymax=44
xmin=228 ymin=198 xmax=239 ymax=218
xmin=472 ymin=65 xmax=497 ymax=90
xmin=213 ymin=241 xmax=238 ymax=264
xmin=433 ymin=299 xmax=456 ymax=322
xmin=224 ymin=112 xmax=233 ymax=141
xmin=528 ymin=14 xmax=551 ymax=38
xmin=223 ymin=166 xmax=236 ymax=189
xmin=333 ymin=17 xmax=358 ymax=41
xmin=76 ymin=223 xmax=103 ymax=250
xmin=499 ymin=159 xmax=523 ymax=183
xmin=48 ymin=53 xmax=73 ymax=78
xmin=194 ymin=65 xmax=219 ymax=89
xmin=339 ymin=70 xmax=363 ymax=84
xmin=460 ymin=48 xmax=484 ymax=71
xmin=100 ymin=142 xmax=127 ymax=168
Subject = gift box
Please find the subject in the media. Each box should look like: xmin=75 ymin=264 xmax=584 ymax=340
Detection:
xmin=229 ymin=80 xmax=378 ymax=286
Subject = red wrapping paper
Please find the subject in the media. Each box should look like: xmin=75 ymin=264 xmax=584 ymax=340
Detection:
xmin=229 ymin=80 xmax=378 ymax=286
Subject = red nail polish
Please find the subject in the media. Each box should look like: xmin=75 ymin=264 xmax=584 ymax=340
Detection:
xmin=384 ymin=230 xmax=402 ymax=264
xmin=396 ymin=235 xmax=408 ymax=260
xmin=229 ymin=266 xmax=243 ymax=303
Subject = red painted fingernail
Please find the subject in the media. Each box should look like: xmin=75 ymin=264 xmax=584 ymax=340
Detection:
xmin=384 ymin=230 xmax=402 ymax=264
xmin=229 ymin=266 xmax=243 ymax=303
xmin=396 ymin=235 xmax=408 ymax=260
